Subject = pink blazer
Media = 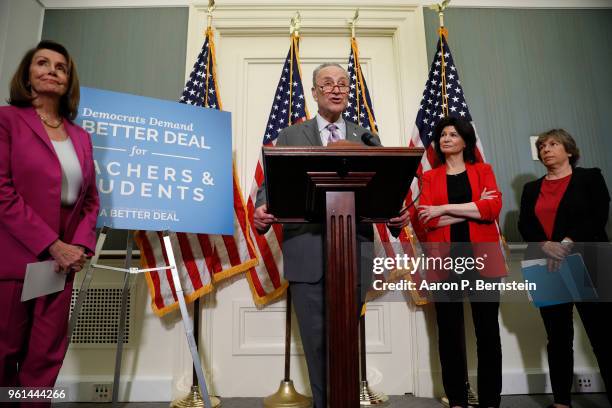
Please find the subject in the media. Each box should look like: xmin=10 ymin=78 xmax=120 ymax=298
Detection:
xmin=0 ymin=105 xmax=99 ymax=280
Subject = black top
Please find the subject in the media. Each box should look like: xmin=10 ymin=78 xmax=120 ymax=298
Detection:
xmin=447 ymin=171 xmax=471 ymax=243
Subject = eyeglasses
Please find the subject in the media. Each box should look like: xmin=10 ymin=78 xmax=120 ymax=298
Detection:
xmin=316 ymin=83 xmax=350 ymax=94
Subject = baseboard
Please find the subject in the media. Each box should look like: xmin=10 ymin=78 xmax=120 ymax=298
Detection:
xmin=56 ymin=369 xmax=605 ymax=402
xmin=415 ymin=369 xmax=605 ymax=398
xmin=55 ymin=375 xmax=173 ymax=402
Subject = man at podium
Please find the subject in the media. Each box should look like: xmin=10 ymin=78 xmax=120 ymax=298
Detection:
xmin=253 ymin=62 xmax=409 ymax=408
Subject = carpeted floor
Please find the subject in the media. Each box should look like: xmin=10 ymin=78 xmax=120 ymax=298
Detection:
xmin=53 ymin=393 xmax=611 ymax=407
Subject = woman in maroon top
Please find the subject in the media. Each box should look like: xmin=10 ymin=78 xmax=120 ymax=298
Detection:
xmin=518 ymin=129 xmax=611 ymax=408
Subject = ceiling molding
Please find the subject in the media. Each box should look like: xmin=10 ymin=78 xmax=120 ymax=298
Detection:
xmin=193 ymin=4 xmax=415 ymax=37
xmin=39 ymin=0 xmax=612 ymax=10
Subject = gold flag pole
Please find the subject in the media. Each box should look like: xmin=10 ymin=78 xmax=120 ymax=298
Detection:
xmin=349 ymin=8 xmax=389 ymax=407
xmin=426 ymin=5 xmax=479 ymax=407
xmin=263 ymin=16 xmax=310 ymax=408
xmin=206 ymin=0 xmax=215 ymax=29
xmin=170 ymin=2 xmax=221 ymax=407
xmin=429 ymin=0 xmax=450 ymax=117
xmin=349 ymin=10 xmax=362 ymax=122
xmin=349 ymin=8 xmax=358 ymax=39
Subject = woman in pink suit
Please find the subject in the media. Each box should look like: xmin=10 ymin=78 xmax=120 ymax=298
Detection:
xmin=0 ymin=40 xmax=99 ymax=396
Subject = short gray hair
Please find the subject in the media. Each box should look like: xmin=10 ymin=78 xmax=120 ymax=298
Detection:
xmin=312 ymin=62 xmax=348 ymax=87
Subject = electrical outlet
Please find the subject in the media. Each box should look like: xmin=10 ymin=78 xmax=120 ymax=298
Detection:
xmin=530 ymin=136 xmax=539 ymax=161
xmin=92 ymin=383 xmax=112 ymax=402
xmin=575 ymin=375 xmax=593 ymax=392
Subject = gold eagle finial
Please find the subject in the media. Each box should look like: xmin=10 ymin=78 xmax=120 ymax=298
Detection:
xmin=206 ymin=0 xmax=216 ymax=28
xmin=429 ymin=0 xmax=450 ymax=28
xmin=349 ymin=9 xmax=359 ymax=38
xmin=290 ymin=11 xmax=301 ymax=35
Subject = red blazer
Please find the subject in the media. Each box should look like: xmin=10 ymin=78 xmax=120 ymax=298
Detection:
xmin=0 ymin=105 xmax=99 ymax=280
xmin=419 ymin=162 xmax=505 ymax=279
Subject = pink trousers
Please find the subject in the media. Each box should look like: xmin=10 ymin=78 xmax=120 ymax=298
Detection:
xmin=0 ymin=279 xmax=74 ymax=407
xmin=1 ymin=206 xmax=76 ymax=407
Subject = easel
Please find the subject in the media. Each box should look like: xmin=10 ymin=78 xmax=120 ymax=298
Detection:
xmin=68 ymin=226 xmax=213 ymax=408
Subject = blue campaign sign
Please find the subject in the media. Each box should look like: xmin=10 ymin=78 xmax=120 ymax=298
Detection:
xmin=77 ymin=87 xmax=233 ymax=235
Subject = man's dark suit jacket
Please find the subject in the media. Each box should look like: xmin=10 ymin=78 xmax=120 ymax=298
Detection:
xmin=255 ymin=117 xmax=381 ymax=283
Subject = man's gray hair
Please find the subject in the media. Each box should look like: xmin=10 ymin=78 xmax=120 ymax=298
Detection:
xmin=312 ymin=62 xmax=349 ymax=87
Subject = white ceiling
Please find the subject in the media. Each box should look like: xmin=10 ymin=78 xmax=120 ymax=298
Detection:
xmin=38 ymin=0 xmax=612 ymax=10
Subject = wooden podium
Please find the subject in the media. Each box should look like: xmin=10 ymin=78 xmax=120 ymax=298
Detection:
xmin=263 ymin=145 xmax=424 ymax=408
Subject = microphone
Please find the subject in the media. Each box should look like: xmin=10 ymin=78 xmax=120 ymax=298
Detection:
xmin=360 ymin=130 xmax=382 ymax=147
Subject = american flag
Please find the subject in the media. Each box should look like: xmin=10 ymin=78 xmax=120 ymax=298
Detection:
xmin=408 ymin=28 xmax=488 ymax=242
xmin=345 ymin=37 xmax=426 ymax=305
xmin=134 ymin=28 xmax=258 ymax=316
xmin=245 ymin=33 xmax=309 ymax=304
xmin=344 ymin=38 xmax=378 ymax=132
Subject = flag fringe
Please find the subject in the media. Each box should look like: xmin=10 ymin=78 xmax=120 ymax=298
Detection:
xmin=206 ymin=27 xmax=223 ymax=109
xmin=247 ymin=274 xmax=289 ymax=306
xmin=135 ymin=161 xmax=260 ymax=317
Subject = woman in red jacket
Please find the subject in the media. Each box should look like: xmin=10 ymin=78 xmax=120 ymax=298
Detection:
xmin=418 ymin=116 xmax=505 ymax=408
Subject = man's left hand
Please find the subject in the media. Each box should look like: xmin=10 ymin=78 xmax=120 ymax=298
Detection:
xmin=387 ymin=208 xmax=410 ymax=229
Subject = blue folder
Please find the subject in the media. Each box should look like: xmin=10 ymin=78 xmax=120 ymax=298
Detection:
xmin=521 ymin=254 xmax=598 ymax=308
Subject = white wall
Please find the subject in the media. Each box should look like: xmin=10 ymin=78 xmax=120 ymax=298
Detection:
xmin=0 ymin=0 xmax=44 ymax=104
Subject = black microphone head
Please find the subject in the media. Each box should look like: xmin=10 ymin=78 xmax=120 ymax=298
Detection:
xmin=361 ymin=131 xmax=382 ymax=147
